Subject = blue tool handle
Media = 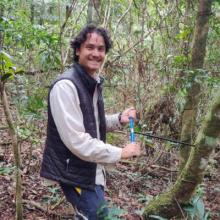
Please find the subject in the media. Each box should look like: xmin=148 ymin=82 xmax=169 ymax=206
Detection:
xmin=129 ymin=117 xmax=135 ymax=143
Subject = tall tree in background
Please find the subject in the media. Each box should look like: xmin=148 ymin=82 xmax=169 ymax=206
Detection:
xmin=0 ymin=33 xmax=23 ymax=220
xmin=180 ymin=0 xmax=212 ymax=169
xmin=143 ymin=88 xmax=220 ymax=219
xmin=143 ymin=0 xmax=214 ymax=218
xmin=87 ymin=0 xmax=101 ymax=24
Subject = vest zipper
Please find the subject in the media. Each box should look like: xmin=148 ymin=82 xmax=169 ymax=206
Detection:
xmin=66 ymin=158 xmax=70 ymax=172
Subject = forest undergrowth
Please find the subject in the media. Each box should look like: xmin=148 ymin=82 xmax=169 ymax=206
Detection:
xmin=0 ymin=101 xmax=220 ymax=220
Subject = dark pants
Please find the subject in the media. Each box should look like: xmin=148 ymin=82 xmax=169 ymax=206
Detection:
xmin=60 ymin=183 xmax=108 ymax=220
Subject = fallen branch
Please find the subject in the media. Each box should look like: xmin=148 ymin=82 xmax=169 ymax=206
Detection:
xmin=0 ymin=141 xmax=12 ymax=146
xmin=23 ymin=199 xmax=49 ymax=213
xmin=23 ymin=199 xmax=74 ymax=219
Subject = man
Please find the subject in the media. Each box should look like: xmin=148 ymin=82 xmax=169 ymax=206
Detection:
xmin=40 ymin=24 xmax=141 ymax=220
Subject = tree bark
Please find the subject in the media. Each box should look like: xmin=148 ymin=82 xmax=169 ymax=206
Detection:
xmin=87 ymin=0 xmax=101 ymax=25
xmin=0 ymin=82 xmax=23 ymax=220
xmin=143 ymin=89 xmax=220 ymax=219
xmin=142 ymin=1 xmax=214 ymax=219
xmin=180 ymin=0 xmax=212 ymax=170
xmin=30 ymin=1 xmax=35 ymax=24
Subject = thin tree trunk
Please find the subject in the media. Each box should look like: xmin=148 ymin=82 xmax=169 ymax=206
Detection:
xmin=59 ymin=0 xmax=76 ymax=70
xmin=143 ymin=88 xmax=220 ymax=219
xmin=180 ymin=0 xmax=212 ymax=170
xmin=30 ymin=1 xmax=35 ymax=24
xmin=0 ymin=82 xmax=23 ymax=220
xmin=0 ymin=5 xmax=4 ymax=50
xmin=87 ymin=0 xmax=101 ymax=25
xmin=142 ymin=1 xmax=213 ymax=218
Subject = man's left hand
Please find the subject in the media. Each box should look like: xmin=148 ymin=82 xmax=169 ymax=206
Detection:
xmin=120 ymin=107 xmax=137 ymax=124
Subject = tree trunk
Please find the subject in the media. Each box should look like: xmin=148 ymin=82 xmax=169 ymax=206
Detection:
xmin=59 ymin=0 xmax=76 ymax=70
xmin=0 ymin=4 xmax=4 ymax=50
xmin=180 ymin=0 xmax=212 ymax=170
xmin=30 ymin=1 xmax=35 ymax=24
xmin=143 ymin=89 xmax=220 ymax=219
xmin=87 ymin=0 xmax=101 ymax=25
xmin=0 ymin=83 xmax=23 ymax=220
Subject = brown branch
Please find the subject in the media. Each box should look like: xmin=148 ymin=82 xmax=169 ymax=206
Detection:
xmin=23 ymin=199 xmax=49 ymax=213
xmin=0 ymin=125 xmax=8 ymax=130
xmin=109 ymin=29 xmax=155 ymax=64
xmin=0 ymin=141 xmax=12 ymax=145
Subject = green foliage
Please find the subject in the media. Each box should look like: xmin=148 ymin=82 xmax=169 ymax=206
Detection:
xmin=175 ymin=26 xmax=192 ymax=41
xmin=0 ymin=165 xmax=15 ymax=175
xmin=42 ymin=186 xmax=61 ymax=205
xmin=1 ymin=3 xmax=61 ymax=71
xmin=171 ymin=54 xmax=189 ymax=68
xmin=104 ymin=205 xmax=127 ymax=220
xmin=25 ymin=90 xmax=47 ymax=119
xmin=0 ymin=50 xmax=16 ymax=82
xmin=16 ymin=125 xmax=40 ymax=144
xmin=17 ymin=84 xmax=47 ymax=120
xmin=137 ymin=193 xmax=153 ymax=204
xmin=183 ymin=186 xmax=210 ymax=220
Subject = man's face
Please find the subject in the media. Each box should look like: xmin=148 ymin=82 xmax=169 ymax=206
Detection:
xmin=76 ymin=32 xmax=106 ymax=76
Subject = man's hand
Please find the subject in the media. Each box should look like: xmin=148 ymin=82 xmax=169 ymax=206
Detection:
xmin=121 ymin=142 xmax=141 ymax=159
xmin=120 ymin=107 xmax=137 ymax=124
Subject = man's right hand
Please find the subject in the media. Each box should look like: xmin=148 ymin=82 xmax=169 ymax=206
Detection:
xmin=121 ymin=142 xmax=141 ymax=159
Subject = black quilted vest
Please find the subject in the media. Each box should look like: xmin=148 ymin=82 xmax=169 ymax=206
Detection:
xmin=40 ymin=63 xmax=106 ymax=190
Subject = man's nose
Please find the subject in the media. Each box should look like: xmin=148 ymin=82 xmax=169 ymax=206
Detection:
xmin=92 ymin=48 xmax=100 ymax=57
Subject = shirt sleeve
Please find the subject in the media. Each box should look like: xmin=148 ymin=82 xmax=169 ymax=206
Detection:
xmin=105 ymin=114 xmax=122 ymax=132
xmin=50 ymin=80 xmax=122 ymax=164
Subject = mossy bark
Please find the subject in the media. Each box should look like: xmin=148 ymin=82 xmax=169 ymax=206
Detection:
xmin=180 ymin=0 xmax=212 ymax=170
xmin=0 ymin=82 xmax=23 ymax=220
xmin=143 ymin=90 xmax=220 ymax=219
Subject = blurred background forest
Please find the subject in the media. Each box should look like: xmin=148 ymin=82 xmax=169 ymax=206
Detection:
xmin=0 ymin=0 xmax=220 ymax=219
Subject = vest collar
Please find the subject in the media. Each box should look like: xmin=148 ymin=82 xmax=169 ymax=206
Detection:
xmin=74 ymin=63 xmax=104 ymax=94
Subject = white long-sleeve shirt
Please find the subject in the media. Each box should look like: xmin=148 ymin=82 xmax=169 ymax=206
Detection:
xmin=49 ymin=79 xmax=122 ymax=186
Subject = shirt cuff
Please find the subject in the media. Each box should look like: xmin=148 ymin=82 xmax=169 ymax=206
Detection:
xmin=106 ymin=113 xmax=122 ymax=131
xmin=103 ymin=144 xmax=122 ymax=163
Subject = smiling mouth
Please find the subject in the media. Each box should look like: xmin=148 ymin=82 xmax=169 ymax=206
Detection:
xmin=89 ymin=60 xmax=101 ymax=64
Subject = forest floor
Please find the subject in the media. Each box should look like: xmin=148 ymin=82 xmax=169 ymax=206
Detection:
xmin=0 ymin=104 xmax=220 ymax=220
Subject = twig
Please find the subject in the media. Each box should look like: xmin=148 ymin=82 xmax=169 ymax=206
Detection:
xmin=109 ymin=29 xmax=155 ymax=64
xmin=120 ymin=159 xmax=136 ymax=164
xmin=174 ymin=198 xmax=187 ymax=220
xmin=0 ymin=125 xmax=8 ymax=130
xmin=112 ymin=0 xmax=133 ymax=41
xmin=50 ymin=196 xmax=65 ymax=210
xmin=150 ymin=164 xmax=177 ymax=172
xmin=0 ymin=141 xmax=12 ymax=145
xmin=23 ymin=199 xmax=49 ymax=213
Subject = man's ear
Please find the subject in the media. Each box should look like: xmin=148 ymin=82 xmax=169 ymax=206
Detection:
xmin=76 ymin=48 xmax=80 ymax=56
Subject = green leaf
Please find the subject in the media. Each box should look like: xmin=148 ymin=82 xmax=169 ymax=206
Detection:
xmin=149 ymin=215 xmax=168 ymax=220
xmin=0 ymin=166 xmax=15 ymax=175
xmin=1 ymin=72 xmax=13 ymax=81
xmin=0 ymin=51 xmax=14 ymax=67
xmin=196 ymin=198 xmax=205 ymax=219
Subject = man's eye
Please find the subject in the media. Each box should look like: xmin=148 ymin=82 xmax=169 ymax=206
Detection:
xmin=87 ymin=46 xmax=94 ymax=50
xmin=98 ymin=47 xmax=105 ymax=52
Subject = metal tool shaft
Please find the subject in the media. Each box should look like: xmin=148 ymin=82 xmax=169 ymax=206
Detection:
xmin=134 ymin=131 xmax=194 ymax=146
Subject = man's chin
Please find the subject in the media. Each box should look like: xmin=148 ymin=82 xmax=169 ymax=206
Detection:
xmin=89 ymin=65 xmax=101 ymax=71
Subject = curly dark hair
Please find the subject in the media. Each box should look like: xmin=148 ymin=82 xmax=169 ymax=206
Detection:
xmin=70 ymin=24 xmax=113 ymax=62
